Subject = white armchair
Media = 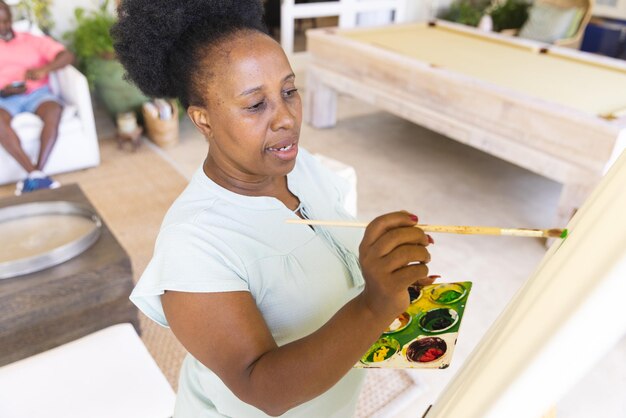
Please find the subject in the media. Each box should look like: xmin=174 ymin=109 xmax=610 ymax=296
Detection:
xmin=0 ymin=22 xmax=100 ymax=185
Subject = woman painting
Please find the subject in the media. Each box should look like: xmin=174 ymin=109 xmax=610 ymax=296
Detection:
xmin=112 ymin=1 xmax=435 ymax=416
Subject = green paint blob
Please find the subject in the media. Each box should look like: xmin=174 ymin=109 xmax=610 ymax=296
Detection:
xmin=436 ymin=290 xmax=462 ymax=303
xmin=422 ymin=315 xmax=453 ymax=331
xmin=561 ymin=229 xmax=569 ymax=239
xmin=420 ymin=308 xmax=458 ymax=332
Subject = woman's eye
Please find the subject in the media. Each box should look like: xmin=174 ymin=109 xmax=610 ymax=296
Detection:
xmin=283 ymin=88 xmax=298 ymax=98
xmin=247 ymin=101 xmax=266 ymax=111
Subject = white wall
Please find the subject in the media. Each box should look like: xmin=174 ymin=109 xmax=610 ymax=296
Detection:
xmin=405 ymin=0 xmax=430 ymax=21
xmin=47 ymin=0 xmax=453 ymax=41
xmin=404 ymin=0 xmax=457 ymax=22
xmin=593 ymin=1 xmax=626 ymax=20
xmin=49 ymin=0 xmax=116 ymax=41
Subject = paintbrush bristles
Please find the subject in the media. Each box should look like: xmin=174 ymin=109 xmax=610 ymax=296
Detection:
xmin=285 ymin=219 xmax=568 ymax=239
xmin=548 ymin=228 xmax=569 ymax=238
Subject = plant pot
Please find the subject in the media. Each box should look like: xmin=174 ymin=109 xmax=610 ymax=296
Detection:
xmin=89 ymin=57 xmax=147 ymax=115
xmin=142 ymin=100 xmax=179 ymax=148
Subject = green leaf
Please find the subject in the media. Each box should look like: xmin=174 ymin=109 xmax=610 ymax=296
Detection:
xmin=63 ymin=1 xmax=117 ymax=87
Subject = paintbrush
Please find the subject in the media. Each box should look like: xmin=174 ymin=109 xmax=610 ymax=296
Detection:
xmin=286 ymin=219 xmax=568 ymax=239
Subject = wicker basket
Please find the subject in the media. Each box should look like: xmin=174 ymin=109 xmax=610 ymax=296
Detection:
xmin=142 ymin=100 xmax=179 ymax=148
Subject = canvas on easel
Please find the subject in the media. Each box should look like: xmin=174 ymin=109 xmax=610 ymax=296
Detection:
xmin=423 ymin=149 xmax=626 ymax=418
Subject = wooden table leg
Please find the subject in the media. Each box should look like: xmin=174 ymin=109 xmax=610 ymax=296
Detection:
xmin=116 ymin=127 xmax=144 ymax=152
xmin=305 ymin=68 xmax=338 ymax=129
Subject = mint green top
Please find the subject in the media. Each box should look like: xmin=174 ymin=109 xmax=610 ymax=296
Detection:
xmin=131 ymin=149 xmax=366 ymax=417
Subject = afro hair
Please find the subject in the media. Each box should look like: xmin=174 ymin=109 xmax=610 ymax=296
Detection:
xmin=111 ymin=0 xmax=267 ymax=108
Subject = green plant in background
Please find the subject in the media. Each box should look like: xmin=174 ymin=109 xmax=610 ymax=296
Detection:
xmin=17 ymin=0 xmax=53 ymax=34
xmin=439 ymin=0 xmax=491 ymax=27
xmin=63 ymin=0 xmax=148 ymax=116
xmin=63 ymin=0 xmax=116 ymax=77
xmin=489 ymin=0 xmax=530 ymax=32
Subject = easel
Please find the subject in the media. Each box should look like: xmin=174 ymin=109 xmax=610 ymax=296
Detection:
xmin=424 ymin=150 xmax=626 ymax=417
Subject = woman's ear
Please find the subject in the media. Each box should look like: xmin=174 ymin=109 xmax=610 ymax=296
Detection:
xmin=188 ymin=106 xmax=213 ymax=139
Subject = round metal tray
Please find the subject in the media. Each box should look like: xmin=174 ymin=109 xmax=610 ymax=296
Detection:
xmin=0 ymin=201 xmax=102 ymax=279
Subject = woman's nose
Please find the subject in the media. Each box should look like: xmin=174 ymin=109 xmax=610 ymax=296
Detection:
xmin=270 ymin=101 xmax=295 ymax=131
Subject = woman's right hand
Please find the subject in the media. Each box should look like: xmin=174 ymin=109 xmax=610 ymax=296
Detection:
xmin=358 ymin=211 xmax=434 ymax=321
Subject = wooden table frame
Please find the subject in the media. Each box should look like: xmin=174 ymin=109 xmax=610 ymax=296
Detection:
xmin=0 ymin=185 xmax=139 ymax=366
xmin=305 ymin=21 xmax=626 ymax=227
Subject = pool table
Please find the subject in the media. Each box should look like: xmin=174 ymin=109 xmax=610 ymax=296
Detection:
xmin=305 ymin=20 xmax=626 ymax=228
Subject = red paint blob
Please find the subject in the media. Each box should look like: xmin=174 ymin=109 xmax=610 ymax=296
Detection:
xmin=418 ymin=347 xmax=444 ymax=362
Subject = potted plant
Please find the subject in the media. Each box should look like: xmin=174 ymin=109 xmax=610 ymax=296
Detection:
xmin=488 ymin=0 xmax=530 ymax=33
xmin=63 ymin=0 xmax=146 ymax=116
xmin=440 ymin=0 xmax=492 ymax=27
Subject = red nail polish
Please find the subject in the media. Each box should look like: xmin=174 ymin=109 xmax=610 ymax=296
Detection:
xmin=427 ymin=234 xmax=435 ymax=244
xmin=409 ymin=214 xmax=418 ymax=222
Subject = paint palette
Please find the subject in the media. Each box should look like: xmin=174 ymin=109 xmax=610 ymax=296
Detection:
xmin=355 ymin=281 xmax=472 ymax=369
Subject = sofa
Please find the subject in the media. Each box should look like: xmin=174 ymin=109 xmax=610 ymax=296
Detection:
xmin=0 ymin=21 xmax=100 ymax=186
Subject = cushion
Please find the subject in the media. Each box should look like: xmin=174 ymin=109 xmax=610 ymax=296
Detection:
xmin=519 ymin=3 xmax=579 ymax=43
xmin=11 ymin=105 xmax=78 ymax=130
xmin=564 ymin=7 xmax=585 ymax=38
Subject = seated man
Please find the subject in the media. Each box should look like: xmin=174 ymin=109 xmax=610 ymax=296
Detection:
xmin=0 ymin=0 xmax=75 ymax=195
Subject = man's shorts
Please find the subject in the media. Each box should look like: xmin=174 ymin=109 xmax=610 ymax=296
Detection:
xmin=0 ymin=86 xmax=62 ymax=117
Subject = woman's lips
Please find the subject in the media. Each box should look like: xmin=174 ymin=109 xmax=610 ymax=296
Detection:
xmin=266 ymin=141 xmax=298 ymax=161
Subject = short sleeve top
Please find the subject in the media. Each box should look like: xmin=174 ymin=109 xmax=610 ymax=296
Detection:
xmin=130 ymin=148 xmax=367 ymax=417
xmin=0 ymin=32 xmax=66 ymax=93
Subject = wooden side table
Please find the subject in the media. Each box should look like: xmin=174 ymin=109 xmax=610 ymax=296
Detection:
xmin=0 ymin=184 xmax=139 ymax=367
xmin=116 ymin=126 xmax=143 ymax=152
